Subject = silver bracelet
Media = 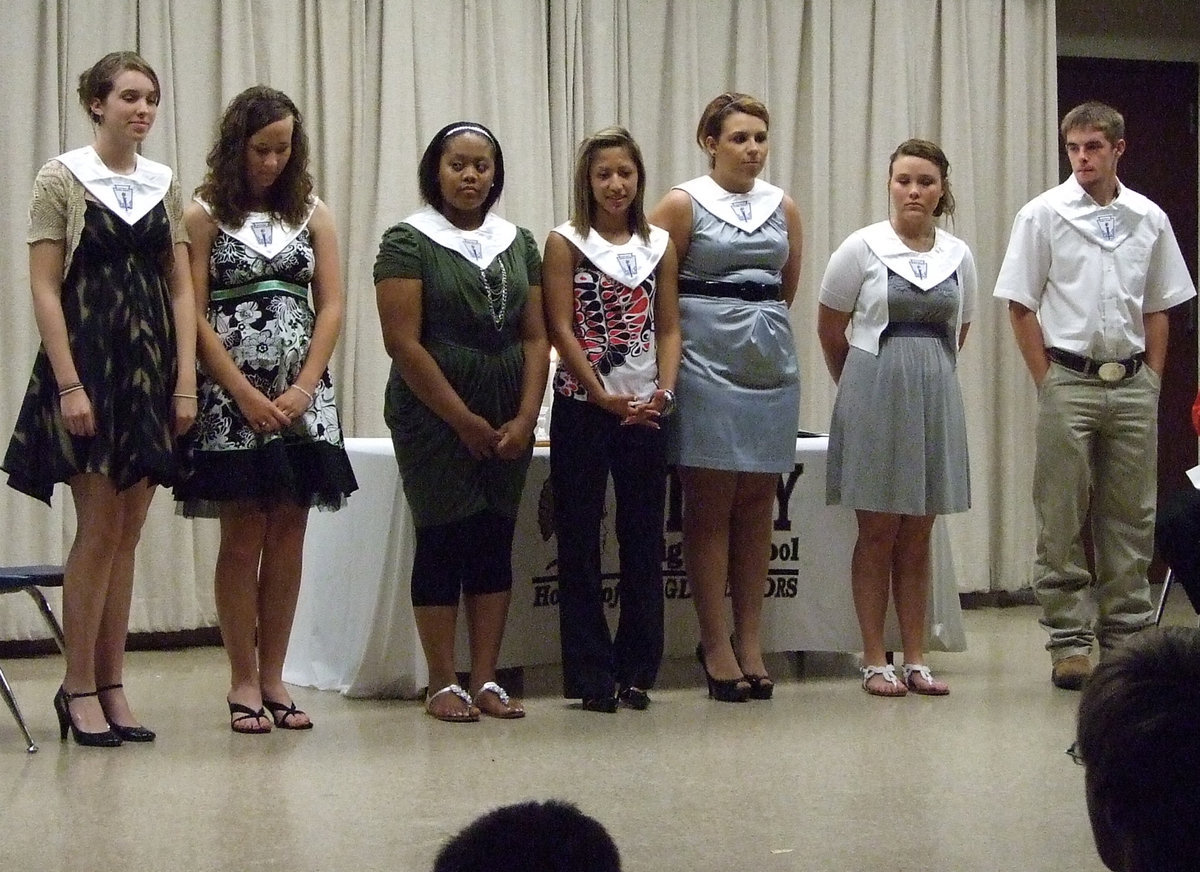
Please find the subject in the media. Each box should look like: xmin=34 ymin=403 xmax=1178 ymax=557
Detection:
xmin=291 ymin=384 xmax=314 ymax=404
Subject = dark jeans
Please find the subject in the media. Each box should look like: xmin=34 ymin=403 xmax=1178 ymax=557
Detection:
xmin=550 ymin=394 xmax=667 ymax=698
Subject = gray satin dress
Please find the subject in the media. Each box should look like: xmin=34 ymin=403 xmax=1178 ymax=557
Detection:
xmin=668 ymin=200 xmax=801 ymax=473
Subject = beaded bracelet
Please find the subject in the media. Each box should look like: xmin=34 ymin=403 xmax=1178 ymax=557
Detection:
xmin=291 ymin=384 xmax=314 ymax=404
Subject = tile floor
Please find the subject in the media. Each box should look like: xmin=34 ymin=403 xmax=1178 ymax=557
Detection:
xmin=4 ymin=594 xmax=1191 ymax=872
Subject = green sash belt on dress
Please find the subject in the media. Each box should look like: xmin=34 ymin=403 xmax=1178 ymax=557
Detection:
xmin=209 ymin=279 xmax=308 ymax=302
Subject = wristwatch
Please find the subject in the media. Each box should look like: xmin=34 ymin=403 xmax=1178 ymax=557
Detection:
xmin=659 ymin=389 xmax=676 ymax=417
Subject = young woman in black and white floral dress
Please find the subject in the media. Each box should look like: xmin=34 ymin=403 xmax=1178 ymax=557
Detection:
xmin=175 ymin=86 xmax=356 ymax=733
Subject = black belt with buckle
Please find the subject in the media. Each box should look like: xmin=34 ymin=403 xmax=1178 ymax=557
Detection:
xmin=1047 ymin=348 xmax=1144 ymax=383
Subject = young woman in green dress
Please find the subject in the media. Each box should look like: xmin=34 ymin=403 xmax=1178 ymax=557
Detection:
xmin=375 ymin=122 xmax=548 ymax=721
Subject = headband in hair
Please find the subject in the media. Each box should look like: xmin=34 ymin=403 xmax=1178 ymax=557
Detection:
xmin=442 ymin=124 xmax=494 ymax=144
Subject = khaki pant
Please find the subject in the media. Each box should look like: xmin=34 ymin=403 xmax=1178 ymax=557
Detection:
xmin=1031 ymin=361 xmax=1161 ymax=659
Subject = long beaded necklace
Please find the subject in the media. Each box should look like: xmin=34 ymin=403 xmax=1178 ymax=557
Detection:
xmin=480 ymin=260 xmax=509 ymax=330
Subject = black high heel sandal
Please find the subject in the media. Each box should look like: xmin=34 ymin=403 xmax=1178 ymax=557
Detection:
xmin=97 ymin=683 xmax=156 ymax=742
xmin=262 ymin=696 xmax=314 ymax=730
xmin=730 ymin=636 xmax=774 ymax=700
xmin=695 ymin=644 xmax=750 ymax=703
xmin=54 ymin=686 xmax=122 ymax=747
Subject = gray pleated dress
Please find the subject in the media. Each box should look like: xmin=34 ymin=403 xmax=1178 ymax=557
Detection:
xmin=668 ymin=201 xmax=801 ymax=473
xmin=826 ymin=271 xmax=970 ymax=515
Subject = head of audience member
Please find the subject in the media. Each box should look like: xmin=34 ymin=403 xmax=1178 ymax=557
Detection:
xmin=1076 ymin=625 xmax=1200 ymax=872
xmin=1059 ymin=101 xmax=1125 ymax=200
xmin=418 ymin=121 xmax=505 ymax=226
xmin=570 ymin=126 xmax=650 ymax=240
xmin=77 ymin=51 xmax=161 ymax=126
xmin=695 ymin=92 xmax=770 ymax=177
xmin=888 ymin=138 xmax=955 ymax=219
xmin=432 ymin=800 xmax=621 ymax=872
xmin=198 ymin=85 xmax=313 ymax=228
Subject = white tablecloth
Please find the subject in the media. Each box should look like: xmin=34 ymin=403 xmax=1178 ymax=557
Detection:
xmin=284 ymin=437 xmax=965 ymax=698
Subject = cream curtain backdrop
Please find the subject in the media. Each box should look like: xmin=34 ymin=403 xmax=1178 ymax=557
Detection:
xmin=0 ymin=0 xmax=1056 ymax=640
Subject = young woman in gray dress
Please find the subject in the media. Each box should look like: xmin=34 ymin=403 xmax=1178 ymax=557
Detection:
xmin=649 ymin=94 xmax=803 ymax=702
xmin=817 ymin=139 xmax=976 ymax=697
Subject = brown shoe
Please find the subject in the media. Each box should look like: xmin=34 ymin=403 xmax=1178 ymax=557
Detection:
xmin=1051 ymin=654 xmax=1093 ymax=690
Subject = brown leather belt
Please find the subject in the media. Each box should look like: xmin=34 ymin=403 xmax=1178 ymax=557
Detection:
xmin=1047 ymin=348 xmax=1144 ymax=383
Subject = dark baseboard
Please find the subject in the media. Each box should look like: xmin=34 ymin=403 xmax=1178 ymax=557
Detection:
xmin=0 ymin=591 xmax=1040 ymax=659
xmin=959 ymin=588 xmax=1038 ymax=609
xmin=0 ymin=626 xmax=222 ymax=659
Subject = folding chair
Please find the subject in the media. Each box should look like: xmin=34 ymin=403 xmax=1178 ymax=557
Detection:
xmin=0 ymin=565 xmax=66 ymax=752
xmin=1154 ymin=487 xmax=1200 ymax=628
xmin=1154 ymin=568 xmax=1176 ymax=626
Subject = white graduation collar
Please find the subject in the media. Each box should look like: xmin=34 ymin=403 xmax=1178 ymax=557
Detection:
xmin=1047 ymin=176 xmax=1149 ymax=251
xmin=403 ymin=205 xmax=517 ymax=269
xmin=860 ymin=220 xmax=967 ymax=290
xmin=553 ymin=222 xmax=669 ymax=288
xmin=56 ymin=145 xmax=172 ymax=226
xmin=196 ymin=197 xmax=316 ymax=260
xmin=675 ymin=175 xmax=783 ymax=233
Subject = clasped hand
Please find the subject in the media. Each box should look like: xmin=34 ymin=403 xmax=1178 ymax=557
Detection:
xmin=606 ymin=391 xmax=666 ymax=429
xmin=236 ymin=386 xmax=303 ymax=434
xmin=457 ymin=413 xmax=532 ymax=461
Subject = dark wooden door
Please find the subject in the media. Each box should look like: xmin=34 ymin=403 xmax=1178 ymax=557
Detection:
xmin=1058 ymin=57 xmax=1199 ymax=578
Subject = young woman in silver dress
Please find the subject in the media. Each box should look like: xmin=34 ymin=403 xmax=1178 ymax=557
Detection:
xmin=650 ymin=94 xmax=803 ymax=703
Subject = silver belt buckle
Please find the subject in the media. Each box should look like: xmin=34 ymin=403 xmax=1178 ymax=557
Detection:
xmin=1097 ymin=361 xmax=1127 ymax=383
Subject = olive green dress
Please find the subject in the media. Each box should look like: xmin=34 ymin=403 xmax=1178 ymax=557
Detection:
xmin=373 ymin=221 xmax=541 ymax=528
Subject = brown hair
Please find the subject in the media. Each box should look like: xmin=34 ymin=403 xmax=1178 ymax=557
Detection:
xmin=569 ymin=126 xmax=651 ymax=241
xmin=695 ymin=93 xmax=769 ymax=166
xmin=889 ymin=138 xmax=955 ymax=218
xmin=77 ymin=51 xmax=161 ymax=124
xmin=1077 ymin=626 xmax=1200 ymax=871
xmin=1060 ymin=101 xmax=1125 ymax=145
xmin=195 ymin=86 xmax=314 ymax=227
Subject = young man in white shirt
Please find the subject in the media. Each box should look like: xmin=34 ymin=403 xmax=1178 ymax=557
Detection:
xmin=994 ymin=101 xmax=1196 ymax=689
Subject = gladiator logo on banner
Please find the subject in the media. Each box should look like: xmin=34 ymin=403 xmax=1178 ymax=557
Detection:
xmin=464 ymin=239 xmax=482 ymax=260
xmin=252 ymin=221 xmax=273 ymax=246
xmin=732 ymin=199 xmax=752 ymax=222
xmin=529 ymin=464 xmax=806 ymax=608
xmin=909 ymin=258 xmax=928 ymax=280
xmin=616 ymin=252 xmax=637 ymax=279
xmin=1095 ymin=214 xmax=1115 ymax=241
xmin=113 ymin=183 xmax=134 ymax=211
